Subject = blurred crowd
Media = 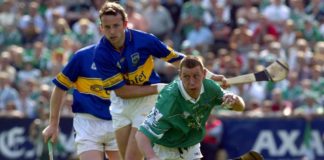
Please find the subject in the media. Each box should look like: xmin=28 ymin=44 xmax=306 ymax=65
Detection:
xmin=0 ymin=0 xmax=323 ymax=120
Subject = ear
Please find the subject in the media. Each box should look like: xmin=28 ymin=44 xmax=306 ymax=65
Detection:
xmin=99 ymin=24 xmax=103 ymax=32
xmin=179 ymin=70 xmax=183 ymax=80
xmin=123 ymin=21 xmax=128 ymax=28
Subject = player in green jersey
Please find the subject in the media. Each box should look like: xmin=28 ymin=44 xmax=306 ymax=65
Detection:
xmin=136 ymin=56 xmax=245 ymax=160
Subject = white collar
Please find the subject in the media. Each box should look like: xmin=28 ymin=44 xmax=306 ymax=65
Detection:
xmin=177 ymin=80 xmax=204 ymax=104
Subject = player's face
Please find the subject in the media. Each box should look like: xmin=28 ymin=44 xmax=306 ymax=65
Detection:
xmin=100 ymin=14 xmax=127 ymax=48
xmin=180 ymin=66 xmax=206 ymax=99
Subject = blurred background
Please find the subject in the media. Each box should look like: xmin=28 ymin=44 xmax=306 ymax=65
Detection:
xmin=0 ymin=0 xmax=323 ymax=159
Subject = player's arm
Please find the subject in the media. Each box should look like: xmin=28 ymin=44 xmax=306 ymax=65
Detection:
xmin=42 ymin=86 xmax=66 ymax=142
xmin=222 ymin=93 xmax=245 ymax=112
xmin=114 ymin=84 xmax=166 ymax=99
xmin=135 ymin=131 xmax=160 ymax=160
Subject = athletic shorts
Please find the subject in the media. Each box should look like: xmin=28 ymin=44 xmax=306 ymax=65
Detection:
xmin=73 ymin=113 xmax=118 ymax=155
xmin=109 ymin=91 xmax=158 ymax=129
xmin=153 ymin=143 xmax=203 ymax=160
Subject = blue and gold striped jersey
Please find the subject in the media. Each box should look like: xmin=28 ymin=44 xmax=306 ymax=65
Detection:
xmin=94 ymin=29 xmax=184 ymax=90
xmin=52 ymin=45 xmax=112 ymax=120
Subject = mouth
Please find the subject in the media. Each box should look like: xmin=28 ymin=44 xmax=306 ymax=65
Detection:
xmin=110 ymin=36 xmax=117 ymax=40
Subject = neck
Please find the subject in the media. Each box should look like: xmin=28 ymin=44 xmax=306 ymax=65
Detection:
xmin=113 ymin=33 xmax=125 ymax=52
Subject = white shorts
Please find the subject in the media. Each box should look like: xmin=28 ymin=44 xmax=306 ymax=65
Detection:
xmin=109 ymin=91 xmax=158 ymax=129
xmin=153 ymin=143 xmax=203 ymax=160
xmin=73 ymin=113 xmax=118 ymax=155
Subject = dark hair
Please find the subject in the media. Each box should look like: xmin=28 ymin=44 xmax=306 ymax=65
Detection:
xmin=180 ymin=56 xmax=204 ymax=71
xmin=99 ymin=2 xmax=127 ymax=22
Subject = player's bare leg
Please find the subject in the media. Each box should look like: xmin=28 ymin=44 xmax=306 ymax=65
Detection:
xmin=125 ymin=127 xmax=143 ymax=160
xmin=79 ymin=150 xmax=104 ymax=160
xmin=106 ymin=150 xmax=121 ymax=160
xmin=115 ymin=124 xmax=131 ymax=159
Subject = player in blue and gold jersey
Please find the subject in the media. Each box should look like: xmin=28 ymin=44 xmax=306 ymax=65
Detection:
xmin=93 ymin=2 xmax=228 ymax=160
xmin=42 ymin=45 xmax=120 ymax=160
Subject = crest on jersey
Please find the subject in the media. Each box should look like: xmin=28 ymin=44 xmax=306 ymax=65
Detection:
xmin=91 ymin=63 xmax=97 ymax=70
xmin=131 ymin=52 xmax=140 ymax=66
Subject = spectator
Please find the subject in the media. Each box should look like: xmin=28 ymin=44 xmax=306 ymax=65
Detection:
xmin=282 ymin=71 xmax=303 ymax=107
xmin=210 ymin=4 xmax=232 ymax=52
xmin=305 ymin=0 xmax=324 ymax=21
xmin=262 ymin=0 xmax=290 ymax=32
xmin=162 ymin=0 xmax=181 ymax=31
xmin=65 ymin=1 xmax=91 ymax=27
xmin=253 ymin=15 xmax=279 ymax=44
xmin=44 ymin=0 xmax=66 ymax=30
xmin=229 ymin=18 xmax=254 ymax=55
xmin=269 ymin=88 xmax=292 ymax=116
xmin=288 ymin=38 xmax=313 ymax=70
xmin=45 ymin=18 xmax=72 ymax=49
xmin=0 ymin=71 xmax=19 ymax=110
xmin=185 ymin=18 xmax=213 ymax=53
xmin=143 ymin=0 xmax=174 ymax=40
xmin=18 ymin=1 xmax=45 ymax=44
xmin=299 ymin=17 xmax=323 ymax=46
xmin=177 ymin=0 xmax=206 ymax=38
xmin=289 ymin=0 xmax=308 ymax=30
xmin=72 ymin=18 xmax=96 ymax=46
xmin=17 ymin=61 xmax=41 ymax=84
xmin=16 ymin=85 xmax=37 ymax=118
xmin=125 ymin=1 xmax=148 ymax=32
xmin=0 ymin=0 xmax=18 ymax=28
xmin=0 ymin=51 xmax=16 ymax=83
xmin=280 ymin=19 xmax=297 ymax=51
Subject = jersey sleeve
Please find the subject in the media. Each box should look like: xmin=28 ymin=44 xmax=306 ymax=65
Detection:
xmin=148 ymin=34 xmax=184 ymax=63
xmin=93 ymin=45 xmax=125 ymax=90
xmin=52 ymin=53 xmax=81 ymax=91
xmin=139 ymin=88 xmax=176 ymax=142
xmin=139 ymin=107 xmax=171 ymax=142
xmin=206 ymin=79 xmax=226 ymax=105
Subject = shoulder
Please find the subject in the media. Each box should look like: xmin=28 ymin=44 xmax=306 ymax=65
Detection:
xmin=203 ymin=79 xmax=223 ymax=92
xmin=130 ymin=29 xmax=158 ymax=42
xmin=67 ymin=45 xmax=95 ymax=62
xmin=156 ymin=81 xmax=181 ymax=113
xmin=74 ymin=45 xmax=96 ymax=57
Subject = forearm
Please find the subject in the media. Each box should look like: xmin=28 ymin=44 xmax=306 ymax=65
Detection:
xmin=135 ymin=131 xmax=158 ymax=159
xmin=115 ymin=84 xmax=158 ymax=99
xmin=49 ymin=87 xmax=66 ymax=126
xmin=171 ymin=59 xmax=181 ymax=69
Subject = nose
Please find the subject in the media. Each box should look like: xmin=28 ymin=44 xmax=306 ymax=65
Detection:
xmin=189 ymin=78 xmax=196 ymax=86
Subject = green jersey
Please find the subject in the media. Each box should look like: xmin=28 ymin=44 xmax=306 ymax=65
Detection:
xmin=139 ymin=79 xmax=225 ymax=148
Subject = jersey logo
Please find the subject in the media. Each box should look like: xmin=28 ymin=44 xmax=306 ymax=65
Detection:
xmin=183 ymin=111 xmax=190 ymax=118
xmin=91 ymin=63 xmax=97 ymax=70
xmin=146 ymin=108 xmax=163 ymax=126
xmin=131 ymin=52 xmax=140 ymax=66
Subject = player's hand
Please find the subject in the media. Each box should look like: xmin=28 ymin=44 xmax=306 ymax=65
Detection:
xmin=42 ymin=124 xmax=59 ymax=143
xmin=211 ymin=74 xmax=230 ymax=89
xmin=222 ymin=93 xmax=244 ymax=111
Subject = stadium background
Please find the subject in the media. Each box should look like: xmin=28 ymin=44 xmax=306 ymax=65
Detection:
xmin=0 ymin=0 xmax=323 ymax=159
